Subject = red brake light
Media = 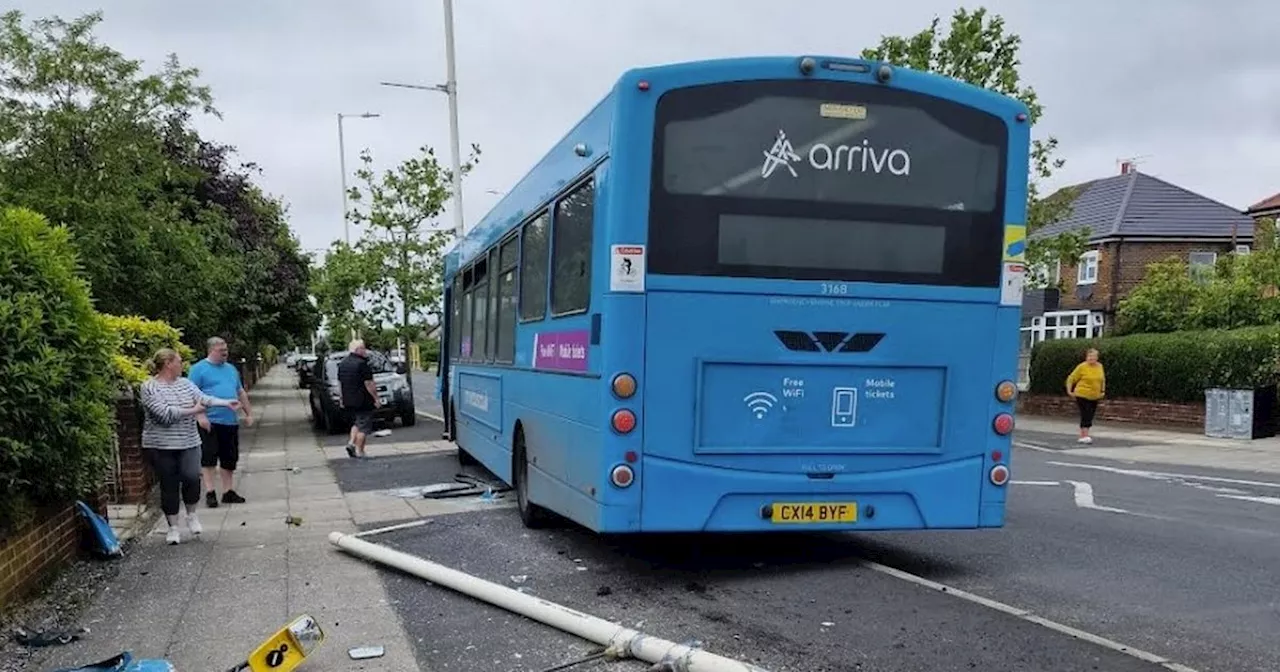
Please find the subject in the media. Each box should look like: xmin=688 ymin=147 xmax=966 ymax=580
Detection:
xmin=992 ymin=413 xmax=1014 ymax=436
xmin=611 ymin=409 xmax=636 ymax=434
xmin=990 ymin=464 xmax=1010 ymax=486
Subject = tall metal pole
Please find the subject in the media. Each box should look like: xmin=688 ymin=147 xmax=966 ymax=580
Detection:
xmin=337 ymin=112 xmax=380 ymax=246
xmin=337 ymin=113 xmax=350 ymax=245
xmin=442 ymin=0 xmax=465 ymax=239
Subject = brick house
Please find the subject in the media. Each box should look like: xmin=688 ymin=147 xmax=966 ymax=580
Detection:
xmin=1017 ymin=163 xmax=1255 ymax=385
xmin=1246 ymin=191 xmax=1280 ymax=233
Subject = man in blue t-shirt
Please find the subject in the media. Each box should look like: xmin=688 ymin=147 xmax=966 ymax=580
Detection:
xmin=189 ymin=337 xmax=254 ymax=508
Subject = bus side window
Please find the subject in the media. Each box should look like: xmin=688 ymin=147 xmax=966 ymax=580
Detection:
xmin=484 ymin=248 xmax=498 ymax=362
xmin=496 ymin=236 xmax=519 ymax=363
xmin=519 ymin=212 xmax=550 ymax=321
xmin=551 ymin=178 xmax=595 ymax=316
xmin=461 ymin=265 xmax=474 ymax=359
xmin=473 ymin=256 xmax=490 ymax=361
xmin=449 ymin=276 xmax=462 ymax=359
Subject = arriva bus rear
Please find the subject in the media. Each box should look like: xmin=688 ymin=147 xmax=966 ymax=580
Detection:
xmin=439 ymin=55 xmax=1030 ymax=533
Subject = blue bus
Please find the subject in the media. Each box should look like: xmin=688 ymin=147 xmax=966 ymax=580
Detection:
xmin=438 ymin=55 xmax=1029 ymax=533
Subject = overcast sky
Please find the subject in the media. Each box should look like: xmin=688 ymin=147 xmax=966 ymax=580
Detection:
xmin=11 ymin=1 xmax=1280 ymax=255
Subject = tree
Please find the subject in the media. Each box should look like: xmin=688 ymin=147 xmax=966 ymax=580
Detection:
xmin=861 ymin=7 xmax=1087 ymax=282
xmin=310 ymin=241 xmax=379 ymax=343
xmin=0 ymin=10 xmax=317 ymax=354
xmin=345 ymin=144 xmax=480 ymax=347
xmin=1116 ymin=251 xmax=1280 ymax=335
xmin=0 ymin=11 xmax=232 ymax=337
xmin=161 ymin=127 xmax=320 ymax=353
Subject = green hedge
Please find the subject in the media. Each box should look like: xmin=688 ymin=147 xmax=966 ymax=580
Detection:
xmin=1029 ymin=326 xmax=1280 ymax=403
xmin=0 ymin=208 xmax=117 ymax=534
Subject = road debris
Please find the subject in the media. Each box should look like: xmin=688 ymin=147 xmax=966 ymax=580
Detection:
xmin=12 ymin=626 xmax=85 ymax=647
xmin=348 ymin=645 xmax=385 ymax=660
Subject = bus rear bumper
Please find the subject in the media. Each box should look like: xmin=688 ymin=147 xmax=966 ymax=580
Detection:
xmin=634 ymin=454 xmax=1001 ymax=532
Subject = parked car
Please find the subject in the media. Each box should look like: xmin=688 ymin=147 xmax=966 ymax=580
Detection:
xmin=295 ymin=354 xmax=317 ymax=389
xmin=307 ymin=349 xmax=415 ymax=434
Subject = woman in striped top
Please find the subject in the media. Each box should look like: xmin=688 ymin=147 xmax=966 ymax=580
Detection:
xmin=140 ymin=348 xmax=241 ymax=545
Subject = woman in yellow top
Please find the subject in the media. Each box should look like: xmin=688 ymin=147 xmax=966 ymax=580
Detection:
xmin=1065 ymin=348 xmax=1106 ymax=444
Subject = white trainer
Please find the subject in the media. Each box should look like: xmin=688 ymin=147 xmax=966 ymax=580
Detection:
xmin=187 ymin=513 xmax=203 ymax=536
xmin=166 ymin=526 xmax=182 ymax=545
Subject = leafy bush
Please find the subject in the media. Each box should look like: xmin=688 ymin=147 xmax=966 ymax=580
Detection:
xmin=261 ymin=344 xmax=279 ymax=365
xmin=1030 ymin=326 xmax=1280 ymax=403
xmin=1116 ymin=252 xmax=1280 ymax=335
xmin=0 ymin=208 xmax=117 ymax=533
xmin=99 ymin=314 xmax=194 ymax=386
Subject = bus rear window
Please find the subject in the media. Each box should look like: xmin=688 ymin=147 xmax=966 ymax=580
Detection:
xmin=649 ymin=79 xmax=1008 ymax=287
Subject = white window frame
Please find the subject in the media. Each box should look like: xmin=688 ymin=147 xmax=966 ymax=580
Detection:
xmin=1077 ymin=250 xmax=1099 ymax=285
xmin=1235 ymin=244 xmax=1251 ymax=256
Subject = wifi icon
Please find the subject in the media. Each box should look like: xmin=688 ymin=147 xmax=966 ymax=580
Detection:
xmin=743 ymin=391 xmax=779 ymax=419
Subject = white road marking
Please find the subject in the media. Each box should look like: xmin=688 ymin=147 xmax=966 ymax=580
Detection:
xmin=1066 ymin=480 xmax=1131 ymax=514
xmin=862 ymin=560 xmax=1200 ymax=672
xmin=1048 ymin=461 xmax=1280 ymax=489
xmin=416 ymin=409 xmax=446 ymax=423
xmin=1014 ymin=441 xmax=1057 ymax=454
xmin=1217 ymin=494 xmax=1280 ymax=506
xmin=1012 ymin=480 xmax=1060 ymax=486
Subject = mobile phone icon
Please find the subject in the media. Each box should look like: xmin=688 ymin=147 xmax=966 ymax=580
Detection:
xmin=831 ymin=387 xmax=857 ymax=428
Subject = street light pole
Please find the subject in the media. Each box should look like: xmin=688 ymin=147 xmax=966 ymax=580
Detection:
xmin=378 ymin=0 xmax=466 ymax=239
xmin=441 ymin=0 xmax=465 ymax=240
xmin=337 ymin=112 xmax=381 ymax=245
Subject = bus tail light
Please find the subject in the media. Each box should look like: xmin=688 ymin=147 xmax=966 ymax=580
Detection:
xmin=610 ymin=464 xmax=635 ymax=488
xmin=995 ymin=380 xmax=1017 ymax=403
xmin=611 ymin=409 xmax=636 ymax=434
xmin=990 ymin=464 xmax=1010 ymax=486
xmin=611 ymin=373 xmax=637 ymax=399
xmin=992 ymin=413 xmax=1014 ymax=436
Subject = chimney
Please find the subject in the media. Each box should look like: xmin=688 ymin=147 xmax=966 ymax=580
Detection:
xmin=1120 ymin=161 xmax=1134 ymax=175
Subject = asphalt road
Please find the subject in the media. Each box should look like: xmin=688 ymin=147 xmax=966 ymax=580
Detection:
xmin=379 ymin=375 xmax=1280 ymax=672
xmin=412 ymin=370 xmax=445 ymax=419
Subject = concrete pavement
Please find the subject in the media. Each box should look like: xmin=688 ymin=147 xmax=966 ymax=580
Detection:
xmin=28 ymin=367 xmax=420 ymax=671
xmin=1016 ymin=416 xmax=1280 ymax=475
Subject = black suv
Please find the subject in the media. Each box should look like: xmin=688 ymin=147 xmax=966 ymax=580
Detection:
xmin=307 ymin=349 xmax=416 ymax=434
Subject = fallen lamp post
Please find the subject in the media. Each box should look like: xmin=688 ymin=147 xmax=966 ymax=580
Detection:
xmin=327 ymin=531 xmax=768 ymax=672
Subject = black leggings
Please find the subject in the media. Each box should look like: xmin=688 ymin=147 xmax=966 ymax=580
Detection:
xmin=1076 ymin=397 xmax=1099 ymax=429
xmin=144 ymin=447 xmax=202 ymax=516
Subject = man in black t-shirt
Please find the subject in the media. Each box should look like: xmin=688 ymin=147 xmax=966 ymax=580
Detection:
xmin=337 ymin=339 xmax=381 ymax=458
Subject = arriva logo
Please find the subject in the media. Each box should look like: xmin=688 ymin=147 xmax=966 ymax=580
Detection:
xmin=761 ymin=129 xmax=911 ymax=179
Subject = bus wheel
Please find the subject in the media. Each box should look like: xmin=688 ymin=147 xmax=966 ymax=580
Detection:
xmin=513 ymin=429 xmax=552 ymax=529
xmin=453 ymin=405 xmax=478 ymax=466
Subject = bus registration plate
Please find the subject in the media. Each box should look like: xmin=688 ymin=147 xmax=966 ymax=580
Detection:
xmin=771 ymin=502 xmax=857 ymax=524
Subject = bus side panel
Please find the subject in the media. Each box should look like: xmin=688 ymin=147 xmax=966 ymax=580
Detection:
xmin=504 ymin=370 xmax=604 ymax=529
xmin=500 ymin=159 xmax=614 ymax=531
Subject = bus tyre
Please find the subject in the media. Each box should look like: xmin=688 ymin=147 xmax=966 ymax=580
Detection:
xmin=514 ymin=431 xmax=552 ymax=529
